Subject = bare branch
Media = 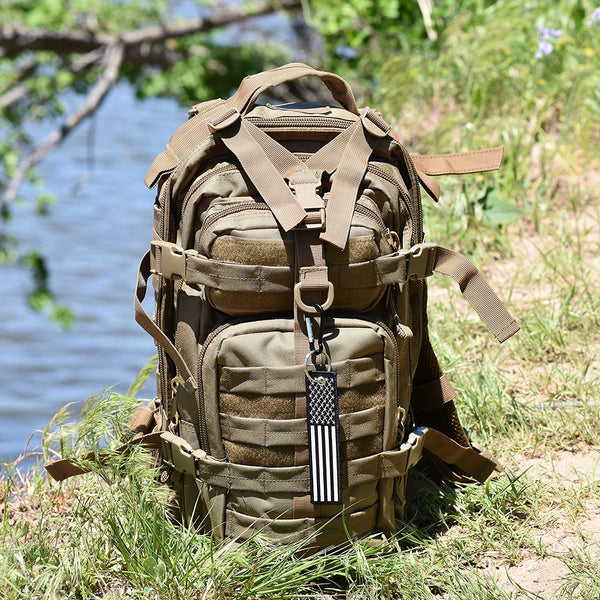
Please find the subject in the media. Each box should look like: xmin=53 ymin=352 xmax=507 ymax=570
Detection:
xmin=122 ymin=0 xmax=301 ymax=44
xmin=3 ymin=43 xmax=125 ymax=204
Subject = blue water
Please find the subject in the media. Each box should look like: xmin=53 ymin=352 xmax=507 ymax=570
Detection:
xmin=0 ymin=86 xmax=186 ymax=463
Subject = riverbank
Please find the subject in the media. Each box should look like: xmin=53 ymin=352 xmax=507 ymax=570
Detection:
xmin=2 ymin=167 xmax=599 ymax=598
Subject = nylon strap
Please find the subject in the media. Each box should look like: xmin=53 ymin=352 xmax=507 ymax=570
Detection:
xmin=411 ymin=146 xmax=504 ymax=176
xmin=211 ymin=114 xmax=307 ymax=231
xmin=293 ymin=227 xmax=328 ymax=516
xmin=432 ymin=246 xmax=519 ymax=343
xmin=149 ymin=241 xmax=518 ymax=343
xmin=422 ymin=428 xmax=497 ymax=484
xmin=410 ymin=146 xmax=504 ymax=202
xmin=411 ymin=375 xmax=458 ymax=415
xmin=233 ymin=62 xmax=360 ymax=116
xmin=319 ymin=118 xmax=376 ymax=249
xmin=45 ymin=431 xmax=162 ymax=482
xmin=135 ymin=251 xmax=197 ymax=392
xmin=164 ymin=430 xmax=426 ymax=493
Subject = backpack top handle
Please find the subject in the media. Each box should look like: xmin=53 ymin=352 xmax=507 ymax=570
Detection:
xmin=232 ymin=63 xmax=360 ymax=116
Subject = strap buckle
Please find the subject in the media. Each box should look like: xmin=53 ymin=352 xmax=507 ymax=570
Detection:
xmin=406 ymin=426 xmax=428 ymax=469
xmin=293 ymin=207 xmax=325 ymax=230
xmin=207 ymin=107 xmax=241 ymax=132
xmin=150 ymin=241 xmax=186 ymax=279
xmin=406 ymin=243 xmax=437 ymax=280
xmin=160 ymin=431 xmax=195 ymax=474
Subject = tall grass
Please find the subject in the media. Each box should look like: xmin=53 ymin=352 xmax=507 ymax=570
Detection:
xmin=2 ymin=1 xmax=600 ymax=597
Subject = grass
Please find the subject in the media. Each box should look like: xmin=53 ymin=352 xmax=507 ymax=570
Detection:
xmin=2 ymin=1 xmax=600 ymax=597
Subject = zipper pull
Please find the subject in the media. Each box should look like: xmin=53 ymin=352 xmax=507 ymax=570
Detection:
xmin=384 ymin=228 xmax=400 ymax=251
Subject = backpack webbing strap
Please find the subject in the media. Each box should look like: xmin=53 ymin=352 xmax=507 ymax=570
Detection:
xmin=135 ymin=251 xmax=198 ymax=393
xmin=209 ymin=109 xmax=308 ymax=232
xmin=150 ymin=241 xmax=518 ymax=343
xmin=432 ymin=246 xmax=519 ymax=343
xmin=421 ymin=428 xmax=497 ymax=484
xmin=45 ymin=404 xmax=163 ymax=482
xmin=408 ymin=146 xmax=504 ymax=202
xmin=159 ymin=429 xmax=426 ymax=492
xmin=411 ymin=375 xmax=457 ymax=414
xmin=319 ymin=115 xmax=380 ymax=249
xmin=411 ymin=146 xmax=504 ymax=176
xmin=292 ymin=226 xmax=328 ymax=518
xmin=233 ymin=63 xmax=360 ymax=116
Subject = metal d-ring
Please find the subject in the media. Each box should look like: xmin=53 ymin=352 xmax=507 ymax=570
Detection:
xmin=303 ymin=349 xmax=331 ymax=384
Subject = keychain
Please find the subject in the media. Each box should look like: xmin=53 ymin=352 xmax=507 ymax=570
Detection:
xmin=304 ymin=305 xmax=342 ymax=505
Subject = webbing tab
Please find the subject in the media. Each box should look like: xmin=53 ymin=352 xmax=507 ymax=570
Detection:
xmin=406 ymin=426 xmax=428 ymax=469
xmin=360 ymin=108 xmax=392 ymax=138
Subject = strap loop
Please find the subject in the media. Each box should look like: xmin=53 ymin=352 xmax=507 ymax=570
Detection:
xmin=207 ymin=107 xmax=241 ymax=132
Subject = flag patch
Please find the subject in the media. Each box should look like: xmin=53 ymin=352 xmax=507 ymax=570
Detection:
xmin=305 ymin=371 xmax=342 ymax=504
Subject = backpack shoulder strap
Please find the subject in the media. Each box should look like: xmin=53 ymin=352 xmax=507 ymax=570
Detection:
xmin=411 ymin=292 xmax=499 ymax=484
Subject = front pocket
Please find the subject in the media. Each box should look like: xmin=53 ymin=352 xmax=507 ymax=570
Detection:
xmin=196 ymin=317 xmax=411 ymax=542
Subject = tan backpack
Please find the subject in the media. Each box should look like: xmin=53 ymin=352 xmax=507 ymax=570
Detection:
xmin=47 ymin=64 xmax=518 ymax=548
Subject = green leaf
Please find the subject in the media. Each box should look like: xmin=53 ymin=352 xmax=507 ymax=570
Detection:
xmin=483 ymin=199 xmax=522 ymax=225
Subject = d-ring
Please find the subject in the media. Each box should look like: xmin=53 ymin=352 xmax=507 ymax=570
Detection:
xmin=294 ymin=282 xmax=334 ymax=314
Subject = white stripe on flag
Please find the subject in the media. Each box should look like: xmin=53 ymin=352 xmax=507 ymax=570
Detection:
xmin=310 ymin=425 xmax=318 ymax=499
xmin=330 ymin=426 xmax=339 ymax=501
xmin=324 ymin=424 xmax=331 ymax=502
xmin=317 ymin=425 xmax=325 ymax=502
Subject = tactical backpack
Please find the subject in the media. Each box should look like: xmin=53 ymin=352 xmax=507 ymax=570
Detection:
xmin=47 ymin=64 xmax=518 ymax=548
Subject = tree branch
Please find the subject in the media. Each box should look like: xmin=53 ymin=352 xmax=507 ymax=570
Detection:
xmin=0 ymin=49 xmax=104 ymax=111
xmin=3 ymin=44 xmax=125 ymax=204
xmin=0 ymin=0 xmax=301 ymax=58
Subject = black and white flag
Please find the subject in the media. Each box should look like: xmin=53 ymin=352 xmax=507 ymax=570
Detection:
xmin=305 ymin=371 xmax=342 ymax=504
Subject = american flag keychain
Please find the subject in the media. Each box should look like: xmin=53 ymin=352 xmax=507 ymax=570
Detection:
xmin=304 ymin=306 xmax=342 ymax=505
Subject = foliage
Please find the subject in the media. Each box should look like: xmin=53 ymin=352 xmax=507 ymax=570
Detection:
xmin=0 ymin=0 xmax=301 ymax=322
xmin=379 ymin=0 xmax=600 ymax=250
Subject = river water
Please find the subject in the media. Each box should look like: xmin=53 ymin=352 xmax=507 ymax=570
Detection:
xmin=0 ymin=86 xmax=186 ymax=463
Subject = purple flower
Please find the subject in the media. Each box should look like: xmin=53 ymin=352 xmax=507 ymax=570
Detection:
xmin=536 ymin=25 xmax=563 ymax=58
xmin=536 ymin=40 xmax=554 ymax=58
xmin=590 ymin=8 xmax=600 ymax=24
xmin=538 ymin=26 xmax=563 ymax=40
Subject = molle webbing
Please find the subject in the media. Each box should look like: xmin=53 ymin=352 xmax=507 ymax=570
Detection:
xmin=422 ymin=428 xmax=497 ymax=484
xmin=148 ymin=241 xmax=519 ymax=344
xmin=159 ymin=430 xmax=426 ymax=493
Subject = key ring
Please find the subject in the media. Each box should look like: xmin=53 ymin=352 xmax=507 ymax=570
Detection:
xmin=304 ymin=349 xmax=331 ymax=384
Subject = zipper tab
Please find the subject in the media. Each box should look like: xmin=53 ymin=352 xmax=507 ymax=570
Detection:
xmin=384 ymin=228 xmax=400 ymax=251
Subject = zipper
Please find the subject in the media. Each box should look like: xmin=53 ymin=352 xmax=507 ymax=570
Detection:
xmin=354 ymin=203 xmax=386 ymax=233
xmin=246 ymin=116 xmax=355 ymax=130
xmin=181 ymin=163 xmax=239 ymax=218
xmin=197 ymin=203 xmax=271 ymax=250
xmin=367 ymin=164 xmax=417 ymax=246
xmin=157 ymin=182 xmax=171 ymax=409
xmin=196 ymin=321 xmax=235 ymax=453
xmin=196 ymin=200 xmax=392 ymax=253
xmin=375 ymin=320 xmax=401 ymax=409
